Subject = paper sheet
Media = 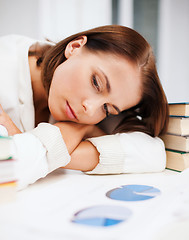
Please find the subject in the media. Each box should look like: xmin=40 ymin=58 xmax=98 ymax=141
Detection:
xmin=0 ymin=169 xmax=188 ymax=240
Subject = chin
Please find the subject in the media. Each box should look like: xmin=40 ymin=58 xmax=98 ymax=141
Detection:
xmin=49 ymin=110 xmax=62 ymax=121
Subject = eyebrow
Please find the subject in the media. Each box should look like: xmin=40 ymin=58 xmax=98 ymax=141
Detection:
xmin=98 ymin=67 xmax=121 ymax=114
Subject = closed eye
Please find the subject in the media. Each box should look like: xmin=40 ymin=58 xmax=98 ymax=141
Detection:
xmin=104 ymin=104 xmax=120 ymax=117
xmin=92 ymin=75 xmax=100 ymax=91
xmin=103 ymin=103 xmax=109 ymax=117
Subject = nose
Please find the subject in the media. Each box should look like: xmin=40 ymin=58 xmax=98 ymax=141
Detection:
xmin=82 ymin=98 xmax=104 ymax=117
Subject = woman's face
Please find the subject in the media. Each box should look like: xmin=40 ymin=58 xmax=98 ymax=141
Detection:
xmin=48 ymin=38 xmax=141 ymax=125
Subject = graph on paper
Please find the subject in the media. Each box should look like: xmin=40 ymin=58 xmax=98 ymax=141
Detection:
xmin=72 ymin=205 xmax=132 ymax=227
xmin=106 ymin=184 xmax=161 ymax=201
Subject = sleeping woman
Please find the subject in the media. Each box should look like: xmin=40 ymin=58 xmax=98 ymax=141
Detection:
xmin=0 ymin=25 xmax=168 ymax=189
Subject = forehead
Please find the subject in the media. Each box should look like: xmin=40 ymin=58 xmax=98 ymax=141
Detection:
xmin=89 ymin=51 xmax=142 ymax=111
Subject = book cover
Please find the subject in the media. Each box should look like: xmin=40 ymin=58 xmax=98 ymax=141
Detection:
xmin=161 ymin=134 xmax=189 ymax=152
xmin=166 ymin=149 xmax=189 ymax=171
xmin=0 ymin=136 xmax=13 ymax=160
xmin=0 ymin=136 xmax=17 ymax=203
xmin=0 ymin=181 xmax=17 ymax=203
xmin=0 ymin=159 xmax=17 ymax=183
xmin=169 ymin=102 xmax=189 ymax=117
xmin=167 ymin=117 xmax=189 ymax=136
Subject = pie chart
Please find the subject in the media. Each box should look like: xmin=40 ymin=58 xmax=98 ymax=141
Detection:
xmin=72 ymin=205 xmax=132 ymax=227
xmin=106 ymin=184 xmax=161 ymax=201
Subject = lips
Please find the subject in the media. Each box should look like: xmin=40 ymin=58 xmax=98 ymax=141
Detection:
xmin=66 ymin=101 xmax=78 ymax=120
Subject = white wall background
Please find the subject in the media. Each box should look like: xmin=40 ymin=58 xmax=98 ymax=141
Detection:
xmin=0 ymin=0 xmax=39 ymax=38
xmin=38 ymin=0 xmax=112 ymax=41
xmin=0 ymin=0 xmax=113 ymax=41
xmin=158 ymin=0 xmax=189 ymax=103
xmin=118 ymin=0 xmax=133 ymax=28
xmin=0 ymin=0 xmax=188 ymax=103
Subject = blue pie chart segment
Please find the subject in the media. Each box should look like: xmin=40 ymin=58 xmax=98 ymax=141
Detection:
xmin=72 ymin=205 xmax=132 ymax=227
xmin=106 ymin=184 xmax=161 ymax=201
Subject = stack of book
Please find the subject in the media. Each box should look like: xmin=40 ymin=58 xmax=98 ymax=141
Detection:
xmin=161 ymin=103 xmax=189 ymax=171
xmin=0 ymin=136 xmax=17 ymax=203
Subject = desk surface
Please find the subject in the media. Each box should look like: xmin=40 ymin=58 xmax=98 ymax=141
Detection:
xmin=0 ymin=169 xmax=189 ymax=240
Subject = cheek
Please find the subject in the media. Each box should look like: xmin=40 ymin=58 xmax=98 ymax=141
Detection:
xmin=51 ymin=67 xmax=72 ymax=96
xmin=59 ymin=64 xmax=84 ymax=90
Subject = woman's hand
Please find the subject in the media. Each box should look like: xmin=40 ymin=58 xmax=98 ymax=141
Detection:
xmin=0 ymin=104 xmax=22 ymax=135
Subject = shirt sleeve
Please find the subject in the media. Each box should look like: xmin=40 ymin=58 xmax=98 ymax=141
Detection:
xmin=85 ymin=132 xmax=166 ymax=174
xmin=30 ymin=123 xmax=70 ymax=172
xmin=13 ymin=123 xmax=70 ymax=190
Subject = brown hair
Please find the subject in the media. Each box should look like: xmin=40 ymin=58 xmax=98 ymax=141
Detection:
xmin=30 ymin=25 xmax=168 ymax=137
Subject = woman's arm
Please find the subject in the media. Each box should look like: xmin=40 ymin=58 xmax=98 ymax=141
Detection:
xmin=63 ymin=140 xmax=100 ymax=172
xmin=0 ymin=105 xmax=166 ymax=187
xmin=54 ymin=122 xmax=104 ymax=172
xmin=63 ymin=132 xmax=167 ymax=174
xmin=54 ymin=121 xmax=104 ymax=154
xmin=0 ymin=105 xmax=103 ymax=188
xmin=54 ymin=122 xmax=91 ymax=154
xmin=0 ymin=104 xmax=103 ymax=173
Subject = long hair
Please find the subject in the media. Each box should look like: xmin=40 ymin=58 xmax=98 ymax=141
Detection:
xmin=30 ymin=25 xmax=168 ymax=137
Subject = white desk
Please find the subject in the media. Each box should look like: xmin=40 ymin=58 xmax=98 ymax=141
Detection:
xmin=0 ymin=169 xmax=189 ymax=240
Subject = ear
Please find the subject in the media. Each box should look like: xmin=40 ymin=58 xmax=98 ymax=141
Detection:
xmin=64 ymin=36 xmax=87 ymax=59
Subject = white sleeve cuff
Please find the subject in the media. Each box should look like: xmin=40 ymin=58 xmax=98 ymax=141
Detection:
xmin=85 ymin=132 xmax=166 ymax=175
xmin=30 ymin=123 xmax=71 ymax=173
xmin=119 ymin=132 xmax=166 ymax=173
xmin=85 ymin=134 xmax=125 ymax=174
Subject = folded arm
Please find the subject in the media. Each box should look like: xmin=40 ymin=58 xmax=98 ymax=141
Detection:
xmin=11 ymin=121 xmax=104 ymax=190
xmin=1 ymin=105 xmax=166 ymax=189
xmin=54 ymin=122 xmax=104 ymax=172
xmin=0 ymin=103 xmax=103 ymax=176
